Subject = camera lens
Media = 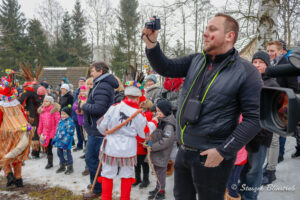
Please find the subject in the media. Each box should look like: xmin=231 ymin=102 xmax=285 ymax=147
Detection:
xmin=271 ymin=91 xmax=288 ymax=129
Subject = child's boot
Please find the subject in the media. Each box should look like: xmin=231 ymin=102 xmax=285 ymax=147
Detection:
xmin=15 ymin=178 xmax=24 ymax=187
xmin=120 ymin=178 xmax=134 ymax=200
xmin=45 ymin=155 xmax=53 ymax=169
xmin=100 ymin=177 xmax=113 ymax=200
xmin=56 ymin=163 xmax=66 ymax=173
xmin=148 ymin=190 xmax=165 ymax=200
xmin=65 ymin=164 xmax=74 ymax=175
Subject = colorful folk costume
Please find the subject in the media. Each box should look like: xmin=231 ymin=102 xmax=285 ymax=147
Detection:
xmin=97 ymin=81 xmax=157 ymax=200
xmin=18 ymin=64 xmax=44 ymax=158
xmin=0 ymin=69 xmax=33 ymax=187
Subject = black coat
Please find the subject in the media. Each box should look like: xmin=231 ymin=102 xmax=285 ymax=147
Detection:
xmin=246 ymin=74 xmax=279 ymax=153
xmin=82 ymin=73 xmax=119 ymax=137
xmin=59 ymin=92 xmax=73 ymax=109
xmin=275 ymin=55 xmax=298 ymax=92
xmin=146 ymin=43 xmax=262 ymax=159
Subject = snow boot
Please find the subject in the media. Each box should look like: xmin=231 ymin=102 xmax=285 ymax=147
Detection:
xmin=132 ymin=167 xmax=141 ymax=187
xmin=45 ymin=155 xmax=53 ymax=169
xmin=139 ymin=173 xmax=150 ymax=188
xmin=6 ymin=172 xmax=16 ymax=187
xmin=291 ymin=147 xmax=300 ymax=158
xmin=262 ymin=170 xmax=276 ymax=185
xmin=166 ymin=160 xmax=174 ymax=176
xmin=100 ymin=177 xmax=113 ymax=200
xmin=15 ymin=178 xmax=24 ymax=187
xmin=82 ymin=167 xmax=89 ymax=176
xmin=148 ymin=190 xmax=165 ymax=200
xmin=65 ymin=164 xmax=74 ymax=175
xmin=149 ymin=188 xmax=159 ymax=196
xmin=56 ymin=163 xmax=66 ymax=173
xmin=120 ymin=178 xmax=134 ymax=200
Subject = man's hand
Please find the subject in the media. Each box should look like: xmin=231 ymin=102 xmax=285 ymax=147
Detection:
xmin=200 ymin=148 xmax=224 ymax=167
xmin=142 ymin=26 xmax=159 ymax=49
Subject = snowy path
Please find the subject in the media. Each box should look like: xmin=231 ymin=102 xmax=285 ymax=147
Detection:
xmin=1 ymin=136 xmax=299 ymax=199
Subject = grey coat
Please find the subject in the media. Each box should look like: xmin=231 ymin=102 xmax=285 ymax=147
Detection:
xmin=150 ymin=114 xmax=176 ymax=167
xmin=145 ymin=85 xmax=161 ymax=103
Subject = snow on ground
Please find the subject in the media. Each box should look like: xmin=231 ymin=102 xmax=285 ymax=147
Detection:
xmin=0 ymin=136 xmax=299 ymax=200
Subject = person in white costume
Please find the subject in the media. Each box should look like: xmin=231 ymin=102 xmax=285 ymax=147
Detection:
xmin=97 ymin=81 xmax=157 ymax=200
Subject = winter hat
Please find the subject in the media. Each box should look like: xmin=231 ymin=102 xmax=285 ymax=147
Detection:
xmin=156 ymin=99 xmax=172 ymax=116
xmin=80 ymin=85 xmax=87 ymax=90
xmin=40 ymin=82 xmax=49 ymax=89
xmin=37 ymin=86 xmax=47 ymax=96
xmin=78 ymin=77 xmax=86 ymax=81
xmin=252 ymin=51 xmax=271 ymax=67
xmin=145 ymin=74 xmax=157 ymax=84
xmin=61 ymin=83 xmax=70 ymax=91
xmin=44 ymin=95 xmax=54 ymax=104
xmin=124 ymin=81 xmax=144 ymax=97
xmin=61 ymin=76 xmax=69 ymax=84
xmin=61 ymin=105 xmax=72 ymax=117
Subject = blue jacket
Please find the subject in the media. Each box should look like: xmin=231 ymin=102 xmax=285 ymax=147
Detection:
xmin=52 ymin=117 xmax=75 ymax=150
xmin=82 ymin=73 xmax=119 ymax=137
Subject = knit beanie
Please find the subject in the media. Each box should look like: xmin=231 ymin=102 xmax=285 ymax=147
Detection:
xmin=78 ymin=77 xmax=86 ymax=81
xmin=61 ymin=105 xmax=72 ymax=117
xmin=156 ymin=99 xmax=172 ymax=116
xmin=145 ymin=74 xmax=157 ymax=84
xmin=61 ymin=83 xmax=70 ymax=91
xmin=44 ymin=95 xmax=54 ymax=104
xmin=124 ymin=86 xmax=142 ymax=97
xmin=37 ymin=86 xmax=47 ymax=96
xmin=252 ymin=51 xmax=271 ymax=67
xmin=40 ymin=82 xmax=49 ymax=89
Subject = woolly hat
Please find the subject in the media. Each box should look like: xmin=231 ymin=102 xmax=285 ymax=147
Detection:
xmin=156 ymin=99 xmax=172 ymax=116
xmin=37 ymin=86 xmax=47 ymax=96
xmin=124 ymin=80 xmax=144 ymax=97
xmin=145 ymin=74 xmax=157 ymax=84
xmin=78 ymin=77 xmax=86 ymax=81
xmin=40 ymin=82 xmax=49 ymax=89
xmin=44 ymin=95 xmax=54 ymax=104
xmin=124 ymin=86 xmax=142 ymax=97
xmin=252 ymin=51 xmax=271 ymax=67
xmin=61 ymin=83 xmax=70 ymax=91
xmin=61 ymin=105 xmax=72 ymax=117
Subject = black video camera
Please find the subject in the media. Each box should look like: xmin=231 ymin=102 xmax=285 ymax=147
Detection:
xmin=145 ymin=16 xmax=161 ymax=31
xmin=261 ymin=46 xmax=300 ymax=136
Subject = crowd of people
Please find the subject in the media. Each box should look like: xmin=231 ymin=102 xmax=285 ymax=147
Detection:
xmin=0 ymin=13 xmax=299 ymax=200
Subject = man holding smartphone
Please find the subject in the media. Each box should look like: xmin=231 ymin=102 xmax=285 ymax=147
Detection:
xmin=142 ymin=13 xmax=262 ymax=200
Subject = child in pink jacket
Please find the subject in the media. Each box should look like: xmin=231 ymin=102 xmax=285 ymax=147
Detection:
xmin=38 ymin=95 xmax=60 ymax=169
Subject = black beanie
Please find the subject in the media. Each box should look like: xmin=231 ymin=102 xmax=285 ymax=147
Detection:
xmin=252 ymin=51 xmax=271 ymax=67
xmin=156 ymin=99 xmax=172 ymax=116
xmin=61 ymin=105 xmax=72 ymax=117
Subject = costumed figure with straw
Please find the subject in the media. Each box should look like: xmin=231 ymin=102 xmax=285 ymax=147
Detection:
xmin=96 ymin=81 xmax=157 ymax=200
xmin=0 ymin=69 xmax=33 ymax=187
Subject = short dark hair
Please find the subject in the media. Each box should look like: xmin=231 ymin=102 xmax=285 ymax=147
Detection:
xmin=91 ymin=62 xmax=109 ymax=74
xmin=215 ymin=13 xmax=239 ymax=44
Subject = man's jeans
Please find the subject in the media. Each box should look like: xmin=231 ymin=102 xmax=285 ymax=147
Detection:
xmin=174 ymin=146 xmax=234 ymax=200
xmin=279 ymin=136 xmax=286 ymax=158
xmin=85 ymin=135 xmax=103 ymax=194
xmin=240 ymin=145 xmax=267 ymax=200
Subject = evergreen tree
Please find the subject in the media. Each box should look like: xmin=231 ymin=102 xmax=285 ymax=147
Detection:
xmin=53 ymin=11 xmax=76 ymax=66
xmin=0 ymin=0 xmax=26 ymax=70
xmin=26 ymin=19 xmax=50 ymax=66
xmin=71 ymin=0 xmax=91 ymax=65
xmin=111 ymin=0 xmax=139 ymax=78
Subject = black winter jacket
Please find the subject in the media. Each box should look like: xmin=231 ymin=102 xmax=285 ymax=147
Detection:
xmin=59 ymin=92 xmax=74 ymax=109
xmin=146 ymin=43 xmax=262 ymax=159
xmin=246 ymin=74 xmax=279 ymax=153
xmin=82 ymin=73 xmax=118 ymax=137
xmin=274 ymin=55 xmax=298 ymax=92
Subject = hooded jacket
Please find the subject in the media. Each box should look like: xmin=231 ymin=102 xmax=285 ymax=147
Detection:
xmin=82 ymin=73 xmax=119 ymax=137
xmin=150 ymin=114 xmax=176 ymax=167
xmin=146 ymin=43 xmax=262 ymax=159
xmin=37 ymin=103 xmax=61 ymax=145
